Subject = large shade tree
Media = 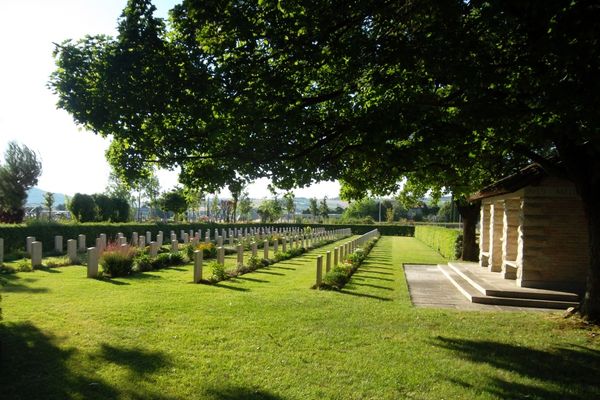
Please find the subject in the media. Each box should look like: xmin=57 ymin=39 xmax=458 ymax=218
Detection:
xmin=50 ymin=0 xmax=600 ymax=320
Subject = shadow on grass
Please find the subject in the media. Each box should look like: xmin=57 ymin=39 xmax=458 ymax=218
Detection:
xmin=97 ymin=277 xmax=130 ymax=286
xmin=0 ymin=322 xmax=118 ymax=399
xmin=338 ymin=289 xmax=392 ymax=301
xmin=351 ymin=274 xmax=393 ymax=282
xmin=0 ymin=274 xmax=50 ymax=293
xmin=270 ymin=266 xmax=296 ymax=271
xmin=203 ymin=385 xmax=284 ymax=400
xmin=0 ymin=322 xmax=179 ymax=400
xmin=213 ymin=282 xmax=250 ymax=292
xmin=95 ymin=343 xmax=173 ymax=378
xmin=349 ymin=282 xmax=394 ymax=291
xmin=356 ymin=269 xmax=393 ymax=276
xmin=434 ymin=337 xmax=600 ymax=400
xmin=235 ymin=276 xmax=270 ymax=283
xmin=253 ymin=270 xmax=285 ymax=276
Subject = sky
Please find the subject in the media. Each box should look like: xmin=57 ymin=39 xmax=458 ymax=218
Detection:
xmin=0 ymin=0 xmax=340 ymax=200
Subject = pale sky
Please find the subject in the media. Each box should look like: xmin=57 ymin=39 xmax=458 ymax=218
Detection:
xmin=0 ymin=0 xmax=340 ymax=199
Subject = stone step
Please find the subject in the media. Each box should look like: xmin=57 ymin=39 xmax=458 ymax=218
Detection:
xmin=447 ymin=262 xmax=580 ymax=302
xmin=437 ymin=264 xmax=579 ymax=310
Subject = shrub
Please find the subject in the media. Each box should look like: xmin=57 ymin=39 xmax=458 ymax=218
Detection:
xmin=209 ymin=262 xmax=229 ymax=282
xmin=151 ymin=253 xmax=172 ymax=270
xmin=247 ymin=256 xmax=262 ymax=271
xmin=273 ymin=251 xmax=286 ymax=262
xmin=16 ymin=260 xmax=33 ymax=272
xmin=134 ymin=254 xmax=153 ymax=272
xmin=169 ymin=252 xmax=185 ymax=265
xmin=185 ymin=242 xmax=217 ymax=261
xmin=100 ymin=246 xmax=135 ymax=277
xmin=45 ymin=256 xmax=71 ymax=268
xmin=323 ymin=267 xmax=350 ymax=289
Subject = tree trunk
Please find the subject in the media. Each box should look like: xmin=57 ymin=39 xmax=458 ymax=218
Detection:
xmin=557 ymin=140 xmax=600 ymax=322
xmin=580 ymin=190 xmax=600 ymax=322
xmin=456 ymin=199 xmax=480 ymax=262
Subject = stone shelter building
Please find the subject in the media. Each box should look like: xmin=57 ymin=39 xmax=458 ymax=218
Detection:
xmin=470 ymin=164 xmax=588 ymax=292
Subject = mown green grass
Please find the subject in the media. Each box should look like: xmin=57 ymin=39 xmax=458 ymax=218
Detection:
xmin=1 ymin=236 xmax=599 ymax=400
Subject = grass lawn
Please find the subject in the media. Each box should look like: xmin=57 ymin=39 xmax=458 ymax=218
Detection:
xmin=1 ymin=236 xmax=599 ymax=399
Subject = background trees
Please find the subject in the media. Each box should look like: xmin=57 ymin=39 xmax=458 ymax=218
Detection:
xmin=0 ymin=142 xmax=42 ymax=223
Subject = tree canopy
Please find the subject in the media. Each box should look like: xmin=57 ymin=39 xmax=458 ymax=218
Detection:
xmin=50 ymin=0 xmax=600 ymax=319
xmin=0 ymin=142 xmax=42 ymax=223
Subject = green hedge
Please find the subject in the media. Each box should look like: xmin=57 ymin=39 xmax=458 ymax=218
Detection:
xmin=0 ymin=222 xmax=414 ymax=255
xmin=414 ymin=226 xmax=461 ymax=260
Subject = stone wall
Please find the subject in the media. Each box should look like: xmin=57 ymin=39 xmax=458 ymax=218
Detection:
xmin=518 ymin=178 xmax=588 ymax=291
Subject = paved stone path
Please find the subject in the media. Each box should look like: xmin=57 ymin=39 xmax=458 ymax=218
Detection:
xmin=403 ymin=264 xmax=556 ymax=312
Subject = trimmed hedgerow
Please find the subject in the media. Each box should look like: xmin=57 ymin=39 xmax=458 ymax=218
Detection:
xmin=414 ymin=226 xmax=461 ymax=260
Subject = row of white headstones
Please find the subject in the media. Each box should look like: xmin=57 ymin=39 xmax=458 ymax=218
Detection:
xmin=191 ymin=228 xmax=353 ymax=283
xmin=0 ymin=227 xmax=353 ymax=281
xmin=314 ymin=229 xmax=380 ymax=286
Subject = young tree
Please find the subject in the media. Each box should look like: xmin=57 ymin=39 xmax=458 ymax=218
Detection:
xmin=0 ymin=142 xmax=42 ymax=223
xmin=283 ymin=192 xmax=295 ymax=222
xmin=257 ymin=199 xmax=283 ymax=223
xmin=319 ymin=197 xmax=330 ymax=220
xmin=43 ymin=192 xmax=54 ymax=221
xmin=309 ymin=198 xmax=319 ymax=221
xmin=237 ymin=191 xmax=253 ymax=222
xmin=159 ymin=189 xmax=188 ymax=222
xmin=228 ymin=180 xmax=245 ymax=222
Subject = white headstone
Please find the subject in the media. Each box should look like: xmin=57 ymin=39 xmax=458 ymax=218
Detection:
xmin=67 ymin=239 xmax=77 ymax=264
xmin=31 ymin=241 xmax=42 ymax=268
xmin=87 ymin=247 xmax=99 ymax=278
xmin=55 ymin=236 xmax=63 ymax=253
xmin=193 ymin=250 xmax=203 ymax=283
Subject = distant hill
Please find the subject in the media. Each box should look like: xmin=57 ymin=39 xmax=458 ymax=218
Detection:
xmin=26 ymin=188 xmax=67 ymax=206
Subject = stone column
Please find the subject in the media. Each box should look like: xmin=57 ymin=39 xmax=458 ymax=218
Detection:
xmin=78 ymin=234 xmax=86 ymax=252
xmin=55 ymin=236 xmax=63 ymax=253
xmin=31 ymin=241 xmax=42 ymax=268
xmin=100 ymin=234 xmax=107 ymax=250
xmin=138 ymin=236 xmax=146 ymax=249
xmin=183 ymin=233 xmax=190 ymax=244
xmin=316 ymin=256 xmax=323 ymax=286
xmin=87 ymin=247 xmax=99 ymax=278
xmin=132 ymin=232 xmax=139 ymax=246
xmin=171 ymin=240 xmax=179 ymax=253
xmin=488 ymin=201 xmax=504 ymax=272
xmin=263 ymin=240 xmax=269 ymax=260
xmin=502 ymin=199 xmax=520 ymax=279
xmin=229 ymin=235 xmax=234 ymax=246
xmin=273 ymin=238 xmax=279 ymax=254
xmin=193 ymin=250 xmax=203 ymax=283
xmin=282 ymin=237 xmax=287 ymax=253
xmin=237 ymin=244 xmax=243 ymax=266
xmin=205 ymin=232 xmax=210 ymax=243
xmin=217 ymin=236 xmax=223 ymax=247
xmin=26 ymin=236 xmax=35 ymax=256
xmin=67 ymin=239 xmax=77 ymax=264
xmin=479 ymin=203 xmax=491 ymax=268
xmin=326 ymin=251 xmax=331 ymax=272
xmin=252 ymin=242 xmax=257 ymax=258
xmin=157 ymin=231 xmax=163 ymax=246
xmin=0 ymin=238 xmax=3 ymax=265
